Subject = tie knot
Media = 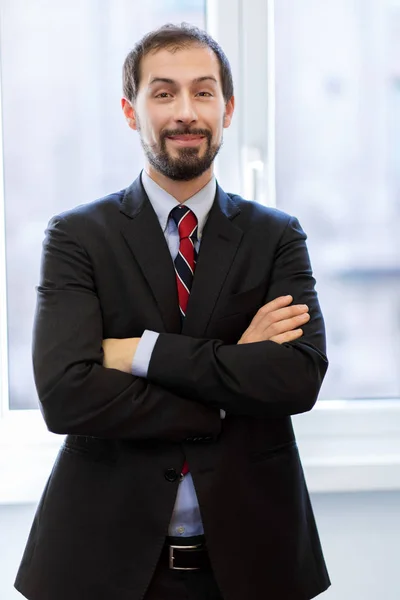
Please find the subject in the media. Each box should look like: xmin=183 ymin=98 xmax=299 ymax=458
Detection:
xmin=170 ymin=205 xmax=198 ymax=241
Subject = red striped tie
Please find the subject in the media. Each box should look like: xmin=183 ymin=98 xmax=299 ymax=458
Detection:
xmin=170 ymin=205 xmax=198 ymax=478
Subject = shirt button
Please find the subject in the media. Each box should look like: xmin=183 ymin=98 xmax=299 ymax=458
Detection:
xmin=176 ymin=526 xmax=185 ymax=535
xmin=164 ymin=468 xmax=178 ymax=482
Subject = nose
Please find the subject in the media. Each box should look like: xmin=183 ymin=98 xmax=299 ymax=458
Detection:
xmin=173 ymin=92 xmax=197 ymax=125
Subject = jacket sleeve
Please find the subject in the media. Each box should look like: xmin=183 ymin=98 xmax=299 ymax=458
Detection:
xmin=32 ymin=216 xmax=221 ymax=441
xmin=147 ymin=216 xmax=328 ymax=418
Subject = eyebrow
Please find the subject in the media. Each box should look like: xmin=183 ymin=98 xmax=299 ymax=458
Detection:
xmin=149 ymin=76 xmax=218 ymax=86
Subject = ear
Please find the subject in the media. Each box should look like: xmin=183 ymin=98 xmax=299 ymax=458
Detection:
xmin=121 ymin=97 xmax=138 ymax=131
xmin=223 ymin=96 xmax=235 ymax=129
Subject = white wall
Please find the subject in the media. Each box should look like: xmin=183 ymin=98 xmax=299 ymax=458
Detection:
xmin=312 ymin=492 xmax=400 ymax=599
xmin=0 ymin=504 xmax=36 ymax=600
xmin=2 ymin=491 xmax=399 ymax=600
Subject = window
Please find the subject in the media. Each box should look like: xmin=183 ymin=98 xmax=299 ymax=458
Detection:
xmin=225 ymin=0 xmax=400 ymax=491
xmin=0 ymin=0 xmax=206 ymax=410
xmin=0 ymin=0 xmax=399 ymax=501
xmin=234 ymin=0 xmax=400 ymax=401
xmin=273 ymin=0 xmax=400 ymax=400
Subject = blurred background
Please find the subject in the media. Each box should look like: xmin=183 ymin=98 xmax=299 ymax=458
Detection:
xmin=1 ymin=0 xmax=399 ymax=409
xmin=0 ymin=1 xmax=399 ymax=599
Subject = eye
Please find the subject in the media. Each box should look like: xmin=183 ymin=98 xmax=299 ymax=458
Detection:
xmin=155 ymin=92 xmax=172 ymax=99
xmin=197 ymin=91 xmax=213 ymax=97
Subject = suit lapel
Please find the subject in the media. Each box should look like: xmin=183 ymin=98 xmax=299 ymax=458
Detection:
xmin=120 ymin=175 xmax=181 ymax=334
xmin=182 ymin=185 xmax=243 ymax=337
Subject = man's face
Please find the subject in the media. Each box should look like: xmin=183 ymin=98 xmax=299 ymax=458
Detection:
xmin=123 ymin=45 xmax=234 ymax=181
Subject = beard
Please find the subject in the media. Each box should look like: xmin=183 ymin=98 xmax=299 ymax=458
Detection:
xmin=138 ymin=124 xmax=223 ymax=181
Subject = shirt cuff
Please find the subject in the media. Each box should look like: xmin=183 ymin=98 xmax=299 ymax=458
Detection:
xmin=131 ymin=330 xmax=160 ymax=378
xmin=220 ymin=409 xmax=226 ymax=419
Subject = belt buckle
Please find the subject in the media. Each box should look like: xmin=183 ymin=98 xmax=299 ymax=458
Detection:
xmin=169 ymin=544 xmax=202 ymax=571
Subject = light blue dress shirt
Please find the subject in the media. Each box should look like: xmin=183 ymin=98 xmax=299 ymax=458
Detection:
xmin=131 ymin=169 xmax=225 ymax=538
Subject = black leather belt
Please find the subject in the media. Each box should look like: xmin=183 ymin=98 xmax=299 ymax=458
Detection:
xmin=163 ymin=535 xmax=211 ymax=571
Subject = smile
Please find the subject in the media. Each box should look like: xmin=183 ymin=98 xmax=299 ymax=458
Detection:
xmin=166 ymin=135 xmax=206 ymax=147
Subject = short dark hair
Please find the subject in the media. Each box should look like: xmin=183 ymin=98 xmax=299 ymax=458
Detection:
xmin=122 ymin=23 xmax=234 ymax=104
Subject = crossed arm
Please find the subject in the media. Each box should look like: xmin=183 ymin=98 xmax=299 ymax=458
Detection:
xmin=102 ymin=295 xmax=311 ymax=373
xmin=33 ymin=214 xmax=327 ymax=440
xmin=101 ymin=296 xmax=321 ymax=419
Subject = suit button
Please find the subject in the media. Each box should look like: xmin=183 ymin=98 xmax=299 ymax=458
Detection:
xmin=164 ymin=468 xmax=178 ymax=482
xmin=185 ymin=437 xmax=194 ymax=442
xmin=203 ymin=436 xmax=212 ymax=441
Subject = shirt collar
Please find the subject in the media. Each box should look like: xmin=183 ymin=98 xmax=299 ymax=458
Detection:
xmin=141 ymin=169 xmax=216 ymax=240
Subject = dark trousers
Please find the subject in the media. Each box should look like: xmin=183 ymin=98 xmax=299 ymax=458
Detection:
xmin=144 ymin=550 xmax=224 ymax=600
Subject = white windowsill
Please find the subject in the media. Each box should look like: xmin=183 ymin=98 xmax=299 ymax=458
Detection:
xmin=0 ymin=399 xmax=400 ymax=505
xmin=293 ymin=399 xmax=400 ymax=493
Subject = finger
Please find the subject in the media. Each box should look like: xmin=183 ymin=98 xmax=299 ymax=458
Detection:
xmin=263 ymin=312 xmax=310 ymax=337
xmin=251 ymin=302 xmax=309 ymax=329
xmin=270 ymin=328 xmax=303 ymax=345
xmin=262 ymin=304 xmax=309 ymax=323
xmin=258 ymin=295 xmax=294 ymax=314
xmin=241 ymin=311 xmax=309 ymax=343
xmin=248 ymin=296 xmax=294 ymax=327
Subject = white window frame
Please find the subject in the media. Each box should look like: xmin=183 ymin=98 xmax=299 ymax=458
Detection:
xmin=0 ymin=0 xmax=400 ymax=506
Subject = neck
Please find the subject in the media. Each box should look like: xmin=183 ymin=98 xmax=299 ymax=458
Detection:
xmin=144 ymin=164 xmax=214 ymax=203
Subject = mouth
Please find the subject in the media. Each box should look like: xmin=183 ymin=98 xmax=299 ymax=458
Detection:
xmin=166 ymin=135 xmax=206 ymax=147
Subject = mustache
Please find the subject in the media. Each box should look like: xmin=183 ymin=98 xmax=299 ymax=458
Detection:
xmin=161 ymin=128 xmax=212 ymax=139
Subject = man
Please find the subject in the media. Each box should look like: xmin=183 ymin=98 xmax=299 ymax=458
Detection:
xmin=15 ymin=23 xmax=330 ymax=600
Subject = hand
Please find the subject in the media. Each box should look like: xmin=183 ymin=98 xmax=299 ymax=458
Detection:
xmin=237 ymin=295 xmax=310 ymax=345
xmin=102 ymin=337 xmax=141 ymax=373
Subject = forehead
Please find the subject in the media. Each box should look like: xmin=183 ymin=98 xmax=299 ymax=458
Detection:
xmin=139 ymin=45 xmax=221 ymax=87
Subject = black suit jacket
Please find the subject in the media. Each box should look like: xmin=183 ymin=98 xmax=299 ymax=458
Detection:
xmin=15 ymin=175 xmax=330 ymax=600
